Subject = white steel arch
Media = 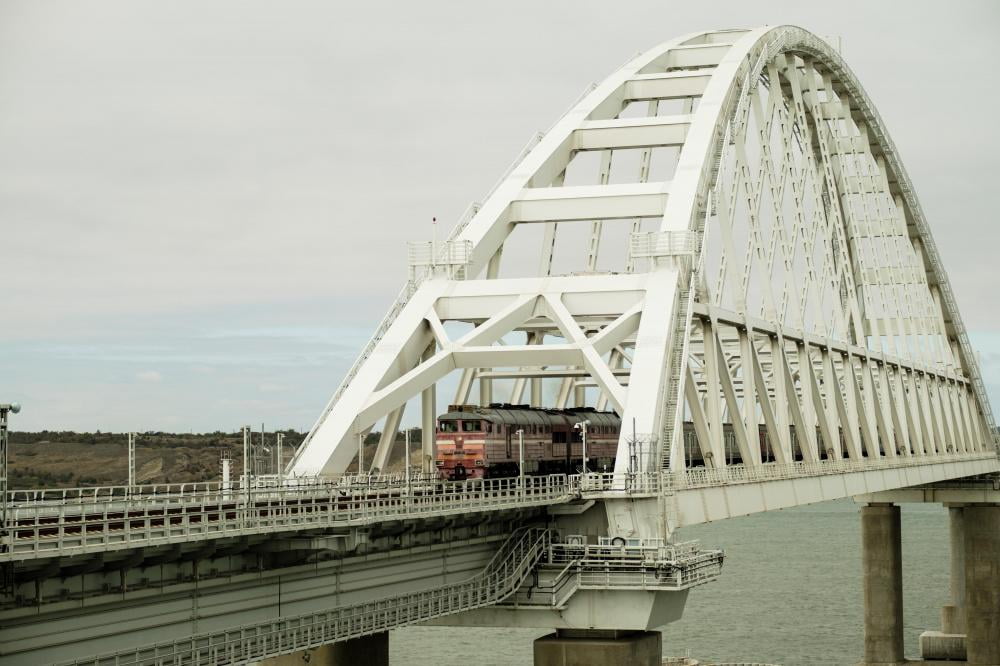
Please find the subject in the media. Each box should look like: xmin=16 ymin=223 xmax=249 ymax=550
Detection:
xmin=287 ymin=26 xmax=997 ymax=511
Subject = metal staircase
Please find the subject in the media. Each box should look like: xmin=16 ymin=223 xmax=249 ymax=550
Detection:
xmin=67 ymin=527 xmax=553 ymax=666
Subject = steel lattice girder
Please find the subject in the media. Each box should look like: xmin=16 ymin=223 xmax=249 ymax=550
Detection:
xmin=287 ymin=26 xmax=997 ymax=516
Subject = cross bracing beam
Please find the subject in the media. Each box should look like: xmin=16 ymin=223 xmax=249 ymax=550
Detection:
xmin=572 ymin=115 xmax=692 ymax=151
xmin=510 ymin=182 xmax=669 ymax=223
xmin=624 ymin=72 xmax=712 ymax=101
xmin=477 ymin=368 xmax=631 ymax=379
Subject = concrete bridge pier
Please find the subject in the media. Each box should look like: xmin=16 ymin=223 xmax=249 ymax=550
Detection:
xmin=964 ymin=505 xmax=1000 ymax=665
xmin=255 ymin=632 xmax=389 ymax=666
xmin=533 ymin=630 xmax=662 ymax=666
xmin=861 ymin=503 xmax=904 ymax=666
xmin=940 ymin=506 xmax=967 ymax=635
xmin=857 ymin=484 xmax=1000 ymax=665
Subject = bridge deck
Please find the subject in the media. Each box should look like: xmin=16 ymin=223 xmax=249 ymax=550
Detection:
xmin=4 ymin=452 xmax=995 ymax=562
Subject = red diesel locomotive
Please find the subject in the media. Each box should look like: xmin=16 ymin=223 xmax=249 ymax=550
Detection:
xmin=435 ymin=404 xmax=620 ymax=480
xmin=435 ymin=405 xmax=861 ymax=480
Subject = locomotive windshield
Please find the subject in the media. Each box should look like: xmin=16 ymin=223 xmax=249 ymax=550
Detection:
xmin=438 ymin=420 xmax=458 ymax=432
xmin=461 ymin=420 xmax=482 ymax=432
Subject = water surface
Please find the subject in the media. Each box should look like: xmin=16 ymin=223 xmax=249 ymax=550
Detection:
xmin=392 ymin=499 xmax=950 ymax=665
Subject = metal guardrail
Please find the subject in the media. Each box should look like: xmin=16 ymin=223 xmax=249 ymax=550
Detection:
xmin=630 ymin=231 xmax=697 ymax=259
xmin=670 ymin=452 xmax=998 ymax=490
xmin=4 ymin=451 xmax=995 ymax=561
xmin=3 ymin=475 xmax=572 ymax=562
xmin=63 ymin=527 xmax=553 ymax=666
xmin=507 ymin=538 xmax=724 ymax=609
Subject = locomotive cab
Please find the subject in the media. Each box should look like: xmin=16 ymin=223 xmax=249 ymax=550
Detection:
xmin=435 ymin=406 xmax=489 ymax=480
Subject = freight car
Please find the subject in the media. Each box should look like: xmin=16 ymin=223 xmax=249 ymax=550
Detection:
xmin=435 ymin=404 xmax=856 ymax=480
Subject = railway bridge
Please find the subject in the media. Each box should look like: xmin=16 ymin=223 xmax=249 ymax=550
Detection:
xmin=2 ymin=25 xmax=998 ymax=666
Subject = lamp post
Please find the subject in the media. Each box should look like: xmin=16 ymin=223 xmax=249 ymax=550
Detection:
xmin=574 ymin=420 xmax=590 ymax=474
xmin=0 ymin=402 xmax=20 ymax=551
xmin=516 ymin=428 xmax=524 ymax=497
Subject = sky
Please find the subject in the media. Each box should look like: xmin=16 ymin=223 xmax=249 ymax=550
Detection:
xmin=1 ymin=0 xmax=998 ymax=433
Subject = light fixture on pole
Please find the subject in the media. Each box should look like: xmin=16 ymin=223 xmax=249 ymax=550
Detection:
xmin=0 ymin=402 xmax=21 ymax=546
xmin=574 ymin=420 xmax=590 ymax=474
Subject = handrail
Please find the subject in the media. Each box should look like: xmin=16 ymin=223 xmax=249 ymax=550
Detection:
xmin=4 ymin=451 xmax=995 ymax=562
xmin=64 ymin=527 xmax=552 ymax=666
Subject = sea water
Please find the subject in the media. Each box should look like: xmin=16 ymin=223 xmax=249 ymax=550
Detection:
xmin=391 ymin=499 xmax=951 ymax=665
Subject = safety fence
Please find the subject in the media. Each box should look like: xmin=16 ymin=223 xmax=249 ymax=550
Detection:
xmin=4 ymin=451 xmax=995 ymax=561
xmin=507 ymin=538 xmax=724 ymax=609
xmin=2 ymin=475 xmax=571 ymax=561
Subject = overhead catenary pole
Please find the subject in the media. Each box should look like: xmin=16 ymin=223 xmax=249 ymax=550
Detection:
xmin=242 ymin=425 xmax=250 ymax=500
xmin=574 ymin=420 xmax=590 ymax=474
xmin=275 ymin=433 xmax=284 ymax=484
xmin=0 ymin=403 xmax=20 ymax=550
xmin=358 ymin=432 xmax=365 ymax=477
xmin=516 ymin=428 xmax=525 ymax=496
xmin=127 ymin=432 xmax=136 ymax=490
xmin=405 ymin=428 xmax=411 ymax=496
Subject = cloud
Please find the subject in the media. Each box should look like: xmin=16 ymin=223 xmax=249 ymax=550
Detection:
xmin=136 ymin=370 xmax=162 ymax=383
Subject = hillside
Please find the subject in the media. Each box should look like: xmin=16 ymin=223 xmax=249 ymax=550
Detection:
xmin=8 ymin=429 xmax=419 ymax=489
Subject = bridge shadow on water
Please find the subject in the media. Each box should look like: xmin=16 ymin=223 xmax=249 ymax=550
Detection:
xmin=391 ymin=499 xmax=950 ymax=666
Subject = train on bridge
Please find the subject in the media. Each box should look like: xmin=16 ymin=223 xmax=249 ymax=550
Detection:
xmin=434 ymin=404 xmax=856 ymax=479
xmin=434 ymin=404 xmax=621 ymax=479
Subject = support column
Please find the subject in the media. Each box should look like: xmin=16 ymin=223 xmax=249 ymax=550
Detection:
xmin=861 ymin=503 xmax=904 ymax=666
xmin=964 ymin=505 xmax=1000 ymax=665
xmin=421 ymin=344 xmax=437 ymax=474
xmin=534 ymin=630 xmax=661 ymax=666
xmin=256 ymin=632 xmax=388 ymax=666
xmin=941 ymin=505 xmax=966 ymax=634
xmin=479 ymin=375 xmax=492 ymax=407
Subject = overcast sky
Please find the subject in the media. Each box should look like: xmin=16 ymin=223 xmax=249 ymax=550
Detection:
xmin=1 ymin=0 xmax=998 ymax=433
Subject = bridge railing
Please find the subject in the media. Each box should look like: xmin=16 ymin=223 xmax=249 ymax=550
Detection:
xmin=64 ymin=527 xmax=553 ymax=666
xmin=2 ymin=474 xmax=573 ymax=561
xmin=669 ymin=452 xmax=998 ymax=489
xmin=506 ymin=537 xmax=725 ymax=609
xmin=5 ymin=450 xmax=996 ymax=561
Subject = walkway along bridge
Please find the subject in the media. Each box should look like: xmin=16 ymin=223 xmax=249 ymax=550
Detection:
xmin=2 ymin=25 xmax=998 ymax=666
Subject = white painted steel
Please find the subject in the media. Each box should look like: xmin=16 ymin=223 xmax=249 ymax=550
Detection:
xmin=290 ymin=26 xmax=995 ymax=503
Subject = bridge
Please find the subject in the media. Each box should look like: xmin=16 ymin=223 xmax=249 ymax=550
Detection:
xmin=2 ymin=25 xmax=998 ymax=666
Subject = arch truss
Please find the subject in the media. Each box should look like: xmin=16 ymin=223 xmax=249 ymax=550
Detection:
xmin=288 ymin=26 xmax=997 ymax=500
